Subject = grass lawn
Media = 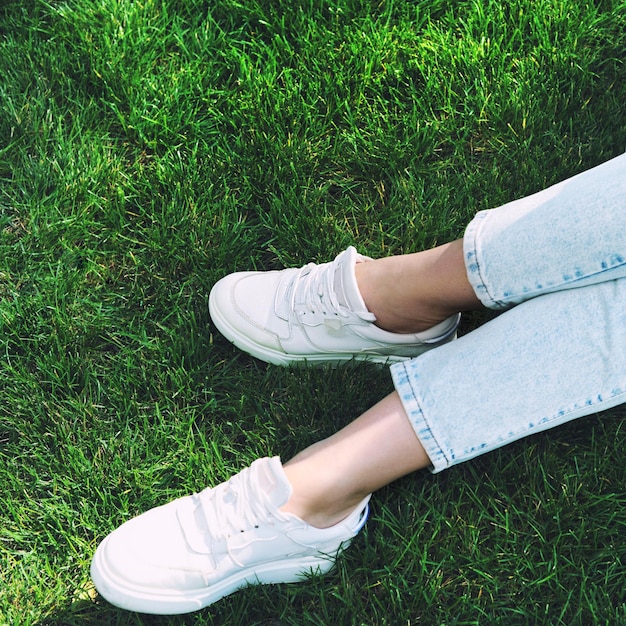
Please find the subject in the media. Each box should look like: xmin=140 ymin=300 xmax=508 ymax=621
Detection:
xmin=1 ymin=0 xmax=626 ymax=624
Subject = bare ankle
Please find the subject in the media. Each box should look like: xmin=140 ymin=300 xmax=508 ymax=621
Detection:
xmin=281 ymin=453 xmax=369 ymax=528
xmin=354 ymin=241 xmax=481 ymax=333
xmin=280 ymin=493 xmax=367 ymax=529
xmin=355 ymin=257 xmax=456 ymax=333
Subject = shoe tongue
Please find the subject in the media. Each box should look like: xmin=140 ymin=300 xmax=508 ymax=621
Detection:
xmin=253 ymin=457 xmax=293 ymax=509
xmin=333 ymin=247 xmax=371 ymax=316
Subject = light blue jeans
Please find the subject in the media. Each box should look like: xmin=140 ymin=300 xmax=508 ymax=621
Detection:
xmin=391 ymin=152 xmax=626 ymax=472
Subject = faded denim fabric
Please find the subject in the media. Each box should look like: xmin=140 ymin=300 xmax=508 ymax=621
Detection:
xmin=391 ymin=152 xmax=626 ymax=472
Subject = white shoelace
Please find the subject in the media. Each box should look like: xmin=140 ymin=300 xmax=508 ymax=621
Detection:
xmin=290 ymin=262 xmax=345 ymax=318
xmin=196 ymin=465 xmax=277 ymax=544
xmin=286 ymin=257 xmax=375 ymax=324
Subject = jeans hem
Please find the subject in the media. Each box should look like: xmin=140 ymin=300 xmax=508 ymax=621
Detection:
xmin=390 ymin=361 xmax=449 ymax=473
xmin=463 ymin=211 xmax=508 ymax=310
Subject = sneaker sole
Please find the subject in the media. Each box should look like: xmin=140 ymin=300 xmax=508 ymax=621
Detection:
xmin=91 ymin=536 xmax=336 ymax=615
xmin=209 ymin=288 xmax=440 ymax=367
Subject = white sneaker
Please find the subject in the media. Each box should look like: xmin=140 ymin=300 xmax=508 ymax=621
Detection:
xmin=91 ymin=457 xmax=370 ymax=615
xmin=209 ymin=246 xmax=460 ymax=365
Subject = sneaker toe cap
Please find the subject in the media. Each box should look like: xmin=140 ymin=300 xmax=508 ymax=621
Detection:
xmin=209 ymin=271 xmax=288 ymax=351
xmin=92 ymin=503 xmax=209 ymax=603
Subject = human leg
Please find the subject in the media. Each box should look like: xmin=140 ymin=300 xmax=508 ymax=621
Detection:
xmin=391 ymin=277 xmax=626 ymax=472
xmin=209 ymin=154 xmax=626 ymax=363
xmin=285 ymin=274 xmax=625 ymax=519
xmin=91 ymin=274 xmax=626 ymax=615
xmin=464 ymin=152 xmax=626 ymax=309
xmin=356 ymin=152 xmax=626 ymax=331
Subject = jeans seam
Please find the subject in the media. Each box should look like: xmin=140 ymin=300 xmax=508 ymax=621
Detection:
xmin=462 ymin=387 xmax=626 ymax=459
xmin=497 ymin=260 xmax=626 ymax=305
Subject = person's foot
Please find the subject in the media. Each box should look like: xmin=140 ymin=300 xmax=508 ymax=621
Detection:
xmin=209 ymin=247 xmax=460 ymax=366
xmin=91 ymin=457 xmax=370 ymax=615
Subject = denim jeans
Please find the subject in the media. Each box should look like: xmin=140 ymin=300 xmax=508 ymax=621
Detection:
xmin=391 ymin=152 xmax=626 ymax=472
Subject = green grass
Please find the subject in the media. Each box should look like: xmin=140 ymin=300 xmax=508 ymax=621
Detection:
xmin=1 ymin=0 xmax=626 ymax=623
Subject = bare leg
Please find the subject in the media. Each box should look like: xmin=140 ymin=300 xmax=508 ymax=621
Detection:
xmin=355 ymin=239 xmax=482 ymax=333
xmin=281 ymin=391 xmax=429 ymax=528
